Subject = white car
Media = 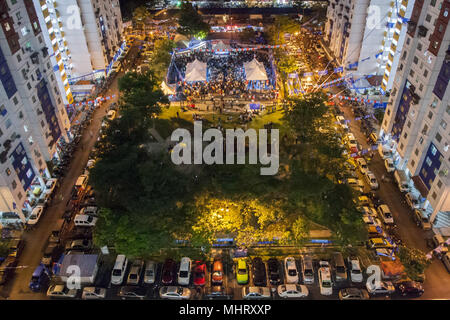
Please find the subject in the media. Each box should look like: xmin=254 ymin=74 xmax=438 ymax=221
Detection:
xmin=347 ymin=257 xmax=363 ymax=283
xmin=356 ymin=158 xmax=369 ymax=175
xmin=318 ymin=261 xmax=333 ymax=296
xmin=366 ymin=280 xmax=395 ymax=295
xmin=405 ymin=192 xmax=420 ymax=210
xmin=384 ymin=158 xmax=395 ymax=173
xmin=177 ymin=257 xmax=192 ymax=286
xmin=159 ymin=286 xmax=191 ymax=300
xmin=242 ymin=286 xmax=271 ymax=300
xmin=74 ymin=214 xmax=98 ymax=227
xmin=277 ymin=284 xmax=309 ymax=299
xmin=47 ymin=284 xmax=78 ymax=298
xmin=144 ymin=260 xmax=156 ymax=284
xmin=27 ymin=205 xmax=44 ymax=225
xmin=377 ymin=204 xmax=394 ymax=224
xmin=284 ymin=257 xmax=299 ymax=284
xmin=364 ymin=171 xmax=379 ymax=190
xmin=82 ymin=287 xmax=106 ymax=299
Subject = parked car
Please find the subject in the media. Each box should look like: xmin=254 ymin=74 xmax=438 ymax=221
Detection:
xmin=8 ymin=239 xmax=25 ymax=258
xmin=384 ymin=158 xmax=395 ymax=173
xmin=366 ymin=237 xmax=396 ymax=249
xmin=301 ymin=255 xmax=315 ymax=284
xmin=236 ymin=259 xmax=249 ymax=285
xmin=395 ymin=280 xmax=424 ymax=297
xmin=65 ymin=239 xmax=92 ymax=252
xmin=284 ymin=257 xmax=299 ymax=284
xmin=366 ymin=280 xmax=395 ymax=295
xmin=267 ymin=258 xmax=281 ymax=285
xmin=27 ymin=205 xmax=44 ymax=226
xmin=82 ymin=287 xmax=106 ymax=300
xmin=73 ymin=214 xmax=97 ymax=227
xmin=178 ymin=257 xmax=192 ymax=286
xmin=193 ymin=261 xmax=206 ymax=286
xmin=252 ymin=257 xmax=267 ymax=286
xmin=118 ymin=286 xmax=147 ymax=300
xmin=47 ymin=284 xmax=78 ymax=298
xmin=405 ymin=193 xmax=420 ymax=210
xmin=336 ymin=115 xmax=348 ymax=131
xmin=41 ymin=243 xmax=62 ymax=267
xmin=106 ymin=110 xmax=117 ymax=121
xmin=29 ymin=264 xmax=50 ymax=292
xmin=159 ymin=286 xmax=191 ymax=300
xmin=127 ymin=259 xmax=144 ymax=285
xmin=357 ymin=158 xmax=369 ymax=175
xmin=242 ymin=286 xmax=271 ymax=300
xmin=348 ymin=178 xmax=364 ymax=193
xmin=364 ymin=171 xmax=379 ymax=190
xmin=161 ymin=259 xmax=176 ymax=285
xmin=377 ymin=204 xmax=394 ymax=225
xmin=348 ymin=257 xmax=363 ymax=283
xmin=211 ymin=259 xmax=224 ymax=285
xmin=204 ymin=285 xmax=233 ymax=300
xmin=338 ymin=288 xmax=370 ymax=300
xmin=318 ymin=261 xmax=333 ymax=296
xmin=413 ymin=209 xmax=432 ymax=230
xmin=277 ymin=284 xmax=309 ymax=299
xmin=111 ymin=255 xmax=128 ymax=285
xmin=332 ymin=252 xmax=347 ymax=282
xmin=143 ymin=260 xmax=156 ymax=284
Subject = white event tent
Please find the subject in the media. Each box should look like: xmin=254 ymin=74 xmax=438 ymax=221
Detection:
xmin=184 ymin=59 xmax=207 ymax=82
xmin=244 ymin=58 xmax=268 ymax=81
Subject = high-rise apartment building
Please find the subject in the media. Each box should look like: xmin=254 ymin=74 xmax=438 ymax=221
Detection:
xmin=0 ymin=0 xmax=71 ymax=224
xmin=324 ymin=0 xmax=413 ymax=93
xmin=380 ymin=0 xmax=450 ymax=227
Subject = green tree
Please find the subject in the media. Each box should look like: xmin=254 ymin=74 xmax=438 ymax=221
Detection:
xmin=275 ymin=52 xmax=297 ymax=98
xmin=149 ymin=39 xmax=176 ymax=81
xmin=239 ymin=27 xmax=256 ymax=43
xmin=132 ymin=6 xmax=151 ymax=29
xmin=177 ymin=1 xmax=210 ymax=39
xmin=0 ymin=242 xmax=10 ymax=258
xmin=397 ymin=246 xmax=431 ymax=281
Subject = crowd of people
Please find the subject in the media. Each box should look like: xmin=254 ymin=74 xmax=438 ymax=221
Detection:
xmin=167 ymin=46 xmax=277 ymax=104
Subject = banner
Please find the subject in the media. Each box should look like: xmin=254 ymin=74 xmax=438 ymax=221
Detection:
xmin=66 ymin=94 xmax=116 ymax=108
xmin=174 ymin=44 xmax=287 ymax=55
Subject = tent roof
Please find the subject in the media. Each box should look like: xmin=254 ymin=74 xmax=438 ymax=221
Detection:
xmin=184 ymin=59 xmax=207 ymax=82
xmin=161 ymin=81 xmax=175 ymax=95
xmin=244 ymin=58 xmax=268 ymax=81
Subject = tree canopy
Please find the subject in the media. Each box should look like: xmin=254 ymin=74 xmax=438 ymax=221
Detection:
xmin=177 ymin=1 xmax=210 ymax=39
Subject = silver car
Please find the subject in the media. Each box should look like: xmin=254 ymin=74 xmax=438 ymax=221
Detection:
xmin=144 ymin=261 xmax=156 ymax=284
xmin=82 ymin=287 xmax=106 ymax=299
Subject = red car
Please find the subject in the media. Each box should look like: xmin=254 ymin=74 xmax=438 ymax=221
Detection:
xmin=161 ymin=259 xmax=176 ymax=285
xmin=193 ymin=261 xmax=206 ymax=286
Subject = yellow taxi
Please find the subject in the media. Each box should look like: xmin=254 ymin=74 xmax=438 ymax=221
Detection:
xmin=236 ymin=259 xmax=249 ymax=285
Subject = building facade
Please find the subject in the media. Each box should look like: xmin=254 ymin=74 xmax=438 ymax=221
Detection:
xmin=0 ymin=0 xmax=70 ymax=224
xmin=324 ymin=0 xmax=413 ymax=93
xmin=380 ymin=0 xmax=450 ymax=227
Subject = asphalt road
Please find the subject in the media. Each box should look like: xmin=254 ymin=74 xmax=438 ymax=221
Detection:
xmin=335 ymin=92 xmax=450 ymax=300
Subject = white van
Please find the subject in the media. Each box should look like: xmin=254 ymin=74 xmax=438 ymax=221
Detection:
xmin=378 ymin=144 xmax=392 ymax=159
xmin=394 ymin=170 xmax=410 ymax=192
xmin=74 ymin=214 xmax=97 ymax=227
xmin=111 ymin=255 xmax=128 ymax=285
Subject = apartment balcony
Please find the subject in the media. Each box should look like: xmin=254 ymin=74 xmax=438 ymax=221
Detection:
xmin=418 ymin=25 xmax=428 ymax=38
